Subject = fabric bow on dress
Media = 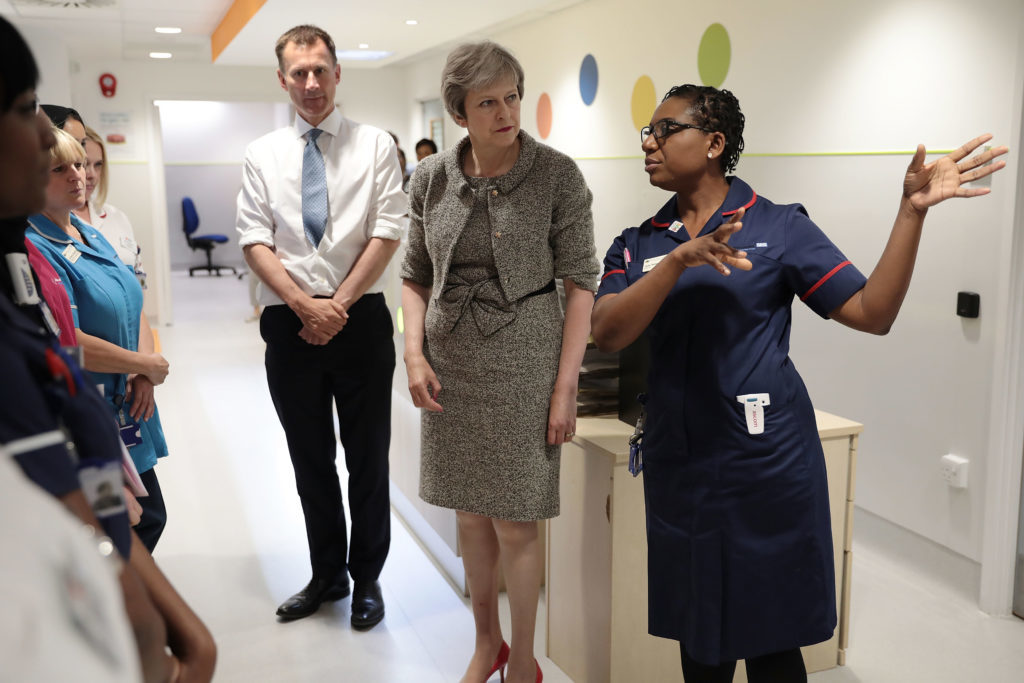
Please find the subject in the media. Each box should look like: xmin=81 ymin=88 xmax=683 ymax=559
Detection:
xmin=439 ymin=271 xmax=517 ymax=337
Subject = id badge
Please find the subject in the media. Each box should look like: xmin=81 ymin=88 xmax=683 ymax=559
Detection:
xmin=628 ymin=393 xmax=647 ymax=477
xmin=6 ymin=253 xmax=40 ymax=304
xmin=39 ymin=301 xmax=61 ymax=338
xmin=117 ymin=409 xmax=143 ymax=448
xmin=736 ymin=393 xmax=771 ymax=435
xmin=79 ymin=458 xmax=126 ymax=518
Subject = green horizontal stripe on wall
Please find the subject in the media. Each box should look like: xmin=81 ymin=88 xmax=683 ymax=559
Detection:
xmin=162 ymin=161 xmax=244 ymax=166
xmin=573 ymin=150 xmax=954 ymax=161
xmin=107 ymin=160 xmax=241 ymax=166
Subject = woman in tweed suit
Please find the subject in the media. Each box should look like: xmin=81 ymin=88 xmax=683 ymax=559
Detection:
xmin=400 ymin=42 xmax=597 ymax=683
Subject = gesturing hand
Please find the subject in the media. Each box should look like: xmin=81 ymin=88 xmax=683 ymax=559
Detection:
xmin=671 ymin=208 xmax=753 ymax=275
xmin=903 ymin=134 xmax=1008 ymax=212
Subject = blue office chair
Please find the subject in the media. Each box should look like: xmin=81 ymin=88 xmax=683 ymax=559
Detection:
xmin=182 ymin=196 xmax=237 ymax=277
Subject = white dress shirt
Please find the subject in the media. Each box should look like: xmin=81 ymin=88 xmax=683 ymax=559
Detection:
xmin=236 ymin=109 xmax=407 ymax=306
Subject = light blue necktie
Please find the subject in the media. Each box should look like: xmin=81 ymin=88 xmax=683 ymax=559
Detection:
xmin=301 ymin=128 xmax=328 ymax=247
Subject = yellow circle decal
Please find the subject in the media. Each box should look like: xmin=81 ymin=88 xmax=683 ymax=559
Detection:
xmin=630 ymin=75 xmax=657 ymax=132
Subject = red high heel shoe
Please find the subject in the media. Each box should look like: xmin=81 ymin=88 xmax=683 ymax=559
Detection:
xmin=486 ymin=641 xmax=510 ymax=682
xmin=535 ymin=659 xmax=543 ymax=683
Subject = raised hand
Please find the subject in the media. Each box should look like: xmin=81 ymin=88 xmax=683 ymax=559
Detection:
xmin=671 ymin=207 xmax=753 ymax=275
xmin=903 ymin=134 xmax=1008 ymax=212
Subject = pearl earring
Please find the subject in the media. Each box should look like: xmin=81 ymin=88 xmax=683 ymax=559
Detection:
xmin=707 ymin=152 xmax=713 ymax=158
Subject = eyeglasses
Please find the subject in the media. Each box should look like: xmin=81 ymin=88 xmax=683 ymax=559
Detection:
xmin=641 ymin=119 xmax=710 ymax=145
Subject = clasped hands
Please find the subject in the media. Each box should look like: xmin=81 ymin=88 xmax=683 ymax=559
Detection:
xmin=296 ymin=296 xmax=348 ymax=345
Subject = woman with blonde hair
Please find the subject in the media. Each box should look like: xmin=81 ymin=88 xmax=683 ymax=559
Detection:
xmin=27 ymin=125 xmax=171 ymax=553
xmin=401 ymin=41 xmax=598 ymax=683
xmin=74 ymin=126 xmax=147 ymax=287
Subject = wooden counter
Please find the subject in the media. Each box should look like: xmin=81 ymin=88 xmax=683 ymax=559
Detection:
xmin=545 ymin=411 xmax=862 ymax=682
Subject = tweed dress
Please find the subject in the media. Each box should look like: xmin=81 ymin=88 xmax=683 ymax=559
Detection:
xmin=402 ymin=132 xmax=598 ymax=521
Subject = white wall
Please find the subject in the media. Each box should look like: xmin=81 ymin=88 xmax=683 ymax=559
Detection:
xmin=159 ymin=100 xmax=290 ymax=271
xmin=393 ymin=0 xmax=1024 ymax=591
xmin=15 ymin=23 xmax=71 ymax=106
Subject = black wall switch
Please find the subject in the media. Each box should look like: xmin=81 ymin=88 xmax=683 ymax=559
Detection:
xmin=957 ymin=291 xmax=980 ymax=318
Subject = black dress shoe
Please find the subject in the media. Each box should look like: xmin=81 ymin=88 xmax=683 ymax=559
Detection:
xmin=276 ymin=576 xmax=350 ymax=621
xmin=350 ymin=580 xmax=384 ymax=630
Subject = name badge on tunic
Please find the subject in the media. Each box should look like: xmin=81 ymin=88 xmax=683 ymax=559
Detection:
xmin=736 ymin=393 xmax=771 ymax=435
xmin=61 ymin=244 xmax=82 ymax=263
xmin=642 ymin=255 xmax=667 ymax=273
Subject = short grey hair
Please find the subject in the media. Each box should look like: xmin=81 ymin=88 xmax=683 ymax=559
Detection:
xmin=441 ymin=41 xmax=524 ymax=121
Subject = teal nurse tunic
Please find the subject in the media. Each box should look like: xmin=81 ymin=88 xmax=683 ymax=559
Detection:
xmin=597 ymin=178 xmax=867 ymax=665
xmin=26 ymin=213 xmax=168 ymax=474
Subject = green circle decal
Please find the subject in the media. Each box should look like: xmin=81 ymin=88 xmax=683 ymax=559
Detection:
xmin=698 ymin=23 xmax=730 ymax=87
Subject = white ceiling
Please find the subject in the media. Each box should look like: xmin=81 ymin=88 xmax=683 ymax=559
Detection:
xmin=0 ymin=0 xmax=584 ymax=68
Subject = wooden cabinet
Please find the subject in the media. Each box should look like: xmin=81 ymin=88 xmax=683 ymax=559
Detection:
xmin=545 ymin=411 xmax=862 ymax=682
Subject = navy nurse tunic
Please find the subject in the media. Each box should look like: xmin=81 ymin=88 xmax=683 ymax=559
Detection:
xmin=26 ymin=213 xmax=168 ymax=475
xmin=596 ymin=177 xmax=866 ymax=664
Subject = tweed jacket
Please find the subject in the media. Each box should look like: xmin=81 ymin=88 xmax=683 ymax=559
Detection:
xmin=400 ymin=131 xmax=598 ymax=307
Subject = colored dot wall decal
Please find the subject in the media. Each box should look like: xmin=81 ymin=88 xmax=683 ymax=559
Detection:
xmin=579 ymin=54 xmax=598 ymax=105
xmin=630 ymin=76 xmax=656 ymax=132
xmin=537 ymin=93 xmax=552 ymax=139
xmin=698 ymin=23 xmax=730 ymax=88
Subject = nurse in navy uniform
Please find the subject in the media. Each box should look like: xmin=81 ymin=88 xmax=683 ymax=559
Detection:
xmin=591 ymin=84 xmax=1006 ymax=682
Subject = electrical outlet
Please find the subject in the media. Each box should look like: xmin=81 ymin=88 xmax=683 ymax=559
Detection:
xmin=941 ymin=454 xmax=969 ymax=489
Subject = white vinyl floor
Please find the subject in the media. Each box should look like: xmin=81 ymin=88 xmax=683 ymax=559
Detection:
xmin=151 ymin=271 xmax=1024 ymax=682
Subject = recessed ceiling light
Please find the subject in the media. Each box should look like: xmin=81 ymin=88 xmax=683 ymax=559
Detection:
xmin=359 ymin=43 xmax=369 ymax=49
xmin=149 ymin=52 xmax=172 ymax=59
xmin=335 ymin=49 xmax=393 ymax=62
xmin=155 ymin=27 xmax=181 ymax=34
xmin=405 ymin=19 xmax=418 ymax=25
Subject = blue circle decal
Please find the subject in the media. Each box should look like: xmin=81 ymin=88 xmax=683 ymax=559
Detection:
xmin=579 ymin=54 xmax=598 ymax=106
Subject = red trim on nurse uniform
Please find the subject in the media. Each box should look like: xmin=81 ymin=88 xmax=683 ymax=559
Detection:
xmin=722 ymin=192 xmax=758 ymax=216
xmin=602 ymin=269 xmax=626 ymax=280
xmin=801 ymin=260 xmax=852 ymax=301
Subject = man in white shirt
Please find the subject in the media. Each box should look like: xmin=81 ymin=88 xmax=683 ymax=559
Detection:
xmin=237 ymin=24 xmax=405 ymax=629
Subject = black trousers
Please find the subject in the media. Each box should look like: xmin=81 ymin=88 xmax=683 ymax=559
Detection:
xmin=680 ymin=644 xmax=807 ymax=683
xmin=260 ymin=293 xmax=394 ymax=584
xmin=134 ymin=467 xmax=166 ymax=553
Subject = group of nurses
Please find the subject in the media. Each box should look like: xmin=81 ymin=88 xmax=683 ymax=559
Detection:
xmin=591 ymin=84 xmax=1007 ymax=682
xmin=25 ymin=124 xmax=171 ymax=553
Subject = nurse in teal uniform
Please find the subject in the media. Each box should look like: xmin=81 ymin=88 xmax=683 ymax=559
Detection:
xmin=26 ymin=126 xmax=172 ymax=552
xmin=592 ymin=85 xmax=1007 ymax=682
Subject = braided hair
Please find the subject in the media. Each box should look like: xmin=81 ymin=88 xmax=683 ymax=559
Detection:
xmin=663 ymin=84 xmax=745 ymax=174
